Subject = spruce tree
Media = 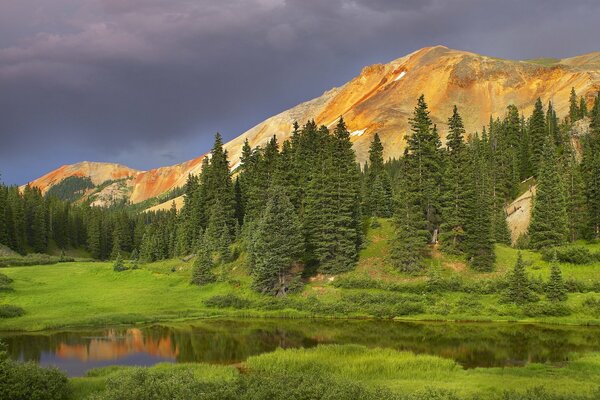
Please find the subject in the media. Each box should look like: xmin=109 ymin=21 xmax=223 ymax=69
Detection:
xmin=463 ymin=138 xmax=496 ymax=271
xmin=304 ymin=118 xmax=362 ymax=274
xmin=130 ymin=249 xmax=140 ymax=270
xmin=390 ymin=182 xmax=428 ymax=273
xmin=529 ymin=139 xmax=569 ymax=249
xmin=529 ymin=98 xmax=547 ymax=177
xmin=440 ymin=105 xmax=469 ymax=253
xmin=191 ymin=236 xmax=216 ymax=286
xmin=251 ymin=186 xmax=304 ymax=294
xmin=546 ymin=254 xmax=567 ymax=302
xmin=569 ymin=87 xmax=579 ymax=123
xmin=582 ymin=96 xmax=600 ymax=238
xmin=113 ymin=252 xmax=125 ymax=272
xmin=405 ymin=95 xmax=443 ymax=243
xmin=505 ymin=253 xmax=536 ymax=305
xmin=365 ymin=133 xmax=393 ymax=217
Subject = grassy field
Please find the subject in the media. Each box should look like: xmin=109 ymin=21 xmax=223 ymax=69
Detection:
xmin=2 ymin=219 xmax=600 ymax=331
xmin=67 ymin=344 xmax=600 ymax=399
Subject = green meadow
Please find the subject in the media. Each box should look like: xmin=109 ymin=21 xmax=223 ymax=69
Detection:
xmin=65 ymin=344 xmax=600 ymax=399
xmin=3 ymin=219 xmax=600 ymax=331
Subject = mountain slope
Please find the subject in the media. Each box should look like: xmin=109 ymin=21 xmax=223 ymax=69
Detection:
xmin=24 ymin=46 xmax=600 ymax=206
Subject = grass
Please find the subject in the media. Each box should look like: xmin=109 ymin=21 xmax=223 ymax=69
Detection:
xmin=3 ymin=219 xmax=600 ymax=331
xmin=68 ymin=344 xmax=600 ymax=399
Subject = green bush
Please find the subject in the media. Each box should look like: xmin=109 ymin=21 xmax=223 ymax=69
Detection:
xmin=521 ymin=301 xmax=571 ymax=317
xmin=0 ymin=272 xmax=13 ymax=291
xmin=88 ymin=367 xmax=237 ymax=400
xmin=541 ymin=247 xmax=599 ymax=265
xmin=204 ymin=294 xmax=252 ymax=309
xmin=0 ymin=304 xmax=25 ymax=318
xmin=0 ymin=359 xmax=70 ymax=400
xmin=0 ymin=253 xmax=74 ymax=268
xmin=582 ymin=298 xmax=600 ymax=317
xmin=237 ymin=371 xmax=401 ymax=400
xmin=502 ymin=386 xmax=597 ymax=400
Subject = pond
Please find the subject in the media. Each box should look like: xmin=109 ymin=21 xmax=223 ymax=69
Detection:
xmin=2 ymin=319 xmax=600 ymax=377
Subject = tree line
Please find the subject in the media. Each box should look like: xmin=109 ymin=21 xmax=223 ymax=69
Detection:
xmin=1 ymin=89 xmax=599 ymax=296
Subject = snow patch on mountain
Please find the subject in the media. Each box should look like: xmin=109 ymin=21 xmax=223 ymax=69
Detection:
xmin=394 ymin=71 xmax=407 ymax=81
xmin=350 ymin=129 xmax=366 ymax=137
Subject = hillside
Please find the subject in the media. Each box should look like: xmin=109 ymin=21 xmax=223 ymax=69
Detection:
xmin=23 ymin=46 xmax=600 ymax=207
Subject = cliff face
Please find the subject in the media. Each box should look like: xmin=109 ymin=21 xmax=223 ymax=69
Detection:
xmin=24 ymin=46 xmax=600 ymax=206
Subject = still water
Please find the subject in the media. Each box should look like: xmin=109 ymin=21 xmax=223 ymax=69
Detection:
xmin=3 ymin=319 xmax=600 ymax=377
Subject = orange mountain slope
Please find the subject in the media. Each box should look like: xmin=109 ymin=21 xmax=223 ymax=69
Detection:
xmin=24 ymin=46 xmax=600 ymax=205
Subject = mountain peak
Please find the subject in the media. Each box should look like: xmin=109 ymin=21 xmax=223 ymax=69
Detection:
xmin=25 ymin=48 xmax=600 ymax=207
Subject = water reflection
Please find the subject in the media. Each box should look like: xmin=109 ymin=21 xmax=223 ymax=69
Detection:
xmin=2 ymin=319 xmax=600 ymax=377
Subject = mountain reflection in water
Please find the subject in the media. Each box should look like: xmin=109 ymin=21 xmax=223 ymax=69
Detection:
xmin=3 ymin=319 xmax=600 ymax=377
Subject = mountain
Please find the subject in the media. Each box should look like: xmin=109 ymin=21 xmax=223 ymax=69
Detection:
xmin=23 ymin=46 xmax=600 ymax=207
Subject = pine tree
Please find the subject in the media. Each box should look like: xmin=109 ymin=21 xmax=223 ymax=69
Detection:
xmin=529 ymin=139 xmax=569 ymax=249
xmin=582 ymin=95 xmax=600 ymax=238
xmin=0 ymin=184 xmax=7 ymax=246
xmin=546 ymin=253 xmax=567 ymax=302
xmin=191 ymin=236 xmax=216 ymax=286
xmin=251 ymin=186 xmax=304 ymax=294
xmin=390 ymin=183 xmax=428 ymax=273
xmin=113 ymin=252 xmax=125 ymax=272
xmin=529 ymin=98 xmax=547 ymax=177
xmin=505 ymin=253 xmax=536 ymax=305
xmin=365 ymin=133 xmax=393 ymax=217
xmin=130 ymin=249 xmax=140 ymax=270
xmin=464 ymin=138 xmax=496 ymax=271
xmin=110 ymin=239 xmax=121 ymax=260
xmin=405 ymin=95 xmax=443 ymax=243
xmin=440 ymin=105 xmax=469 ymax=253
xmin=205 ymin=201 xmax=231 ymax=263
xmin=304 ymin=118 xmax=362 ymax=274
xmin=569 ymin=87 xmax=579 ymax=123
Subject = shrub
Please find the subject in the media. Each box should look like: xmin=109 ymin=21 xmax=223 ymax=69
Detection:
xmin=204 ymin=294 xmax=252 ymax=309
xmin=0 ymin=253 xmax=73 ymax=267
xmin=0 ymin=272 xmax=13 ymax=291
xmin=0 ymin=359 xmax=70 ymax=400
xmin=541 ymin=246 xmax=596 ymax=265
xmin=521 ymin=301 xmax=571 ymax=317
xmin=582 ymin=297 xmax=600 ymax=317
xmin=0 ymin=304 xmax=25 ymax=318
xmin=238 ymin=371 xmax=401 ymax=400
xmin=88 ymin=367 xmax=238 ymax=400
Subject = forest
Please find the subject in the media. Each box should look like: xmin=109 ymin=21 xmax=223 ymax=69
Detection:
xmin=1 ymin=89 xmax=599 ymax=293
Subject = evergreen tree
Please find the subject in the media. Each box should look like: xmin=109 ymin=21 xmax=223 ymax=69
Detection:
xmin=440 ymin=106 xmax=469 ymax=253
xmin=205 ymin=201 xmax=231 ymax=263
xmin=304 ymin=118 xmax=362 ymax=274
xmin=529 ymin=98 xmax=547 ymax=177
xmin=546 ymin=254 xmax=567 ymax=302
xmin=113 ymin=252 xmax=126 ymax=272
xmin=191 ymin=236 xmax=216 ymax=286
xmin=529 ymin=139 xmax=569 ymax=249
xmin=0 ymin=184 xmax=7 ymax=246
xmin=505 ymin=253 xmax=536 ymax=305
xmin=569 ymin=87 xmax=579 ymax=122
xmin=130 ymin=249 xmax=139 ymax=270
xmin=463 ymin=138 xmax=496 ymax=271
xmin=365 ymin=133 xmax=393 ymax=217
xmin=582 ymin=96 xmax=600 ymax=238
xmin=390 ymin=183 xmax=428 ymax=273
xmin=251 ymin=187 xmax=304 ymax=294
xmin=404 ymin=95 xmax=443 ymax=243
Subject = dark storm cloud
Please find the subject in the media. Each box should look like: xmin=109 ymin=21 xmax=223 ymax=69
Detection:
xmin=1 ymin=0 xmax=599 ymax=184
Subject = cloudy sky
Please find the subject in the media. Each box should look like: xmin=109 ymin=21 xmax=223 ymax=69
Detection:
xmin=1 ymin=0 xmax=599 ymax=184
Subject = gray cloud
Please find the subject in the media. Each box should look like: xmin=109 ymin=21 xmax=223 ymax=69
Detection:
xmin=1 ymin=0 xmax=599 ymax=184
